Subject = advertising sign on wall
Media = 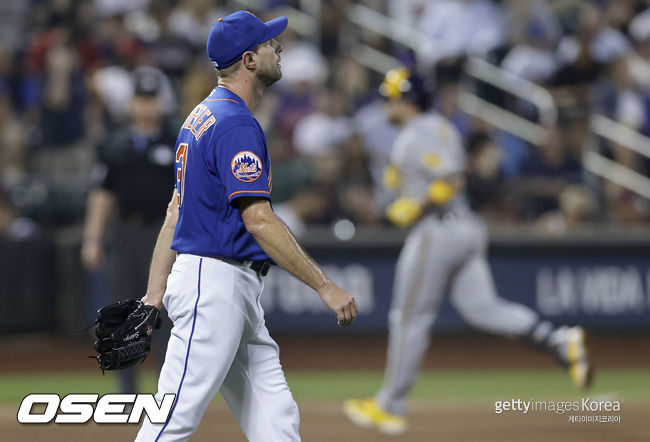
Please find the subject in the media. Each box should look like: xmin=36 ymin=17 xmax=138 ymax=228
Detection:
xmin=263 ymin=248 xmax=650 ymax=333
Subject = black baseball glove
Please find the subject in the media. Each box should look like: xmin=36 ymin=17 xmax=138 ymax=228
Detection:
xmin=89 ymin=299 xmax=161 ymax=373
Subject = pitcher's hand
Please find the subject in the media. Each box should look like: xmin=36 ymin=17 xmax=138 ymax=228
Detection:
xmin=318 ymin=283 xmax=359 ymax=326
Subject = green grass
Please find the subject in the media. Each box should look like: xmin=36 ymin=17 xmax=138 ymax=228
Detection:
xmin=1 ymin=369 xmax=648 ymax=406
xmin=285 ymin=369 xmax=650 ymax=401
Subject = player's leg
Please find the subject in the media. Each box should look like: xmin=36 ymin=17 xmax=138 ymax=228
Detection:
xmin=449 ymin=234 xmax=592 ymax=388
xmin=449 ymin=251 xmax=545 ymax=337
xmin=376 ymin=220 xmax=459 ymax=416
xmin=220 ymin=319 xmax=301 ymax=442
xmin=345 ymin=219 xmax=454 ymax=434
xmin=136 ymin=255 xmax=251 ymax=441
xmin=449 ymin=218 xmax=561 ymax=341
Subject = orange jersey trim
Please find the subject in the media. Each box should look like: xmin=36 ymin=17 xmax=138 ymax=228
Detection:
xmin=228 ymin=190 xmax=271 ymax=200
xmin=205 ymin=98 xmax=240 ymax=104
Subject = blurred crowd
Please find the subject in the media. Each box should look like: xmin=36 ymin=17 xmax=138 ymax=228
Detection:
xmin=0 ymin=0 xmax=649 ymax=241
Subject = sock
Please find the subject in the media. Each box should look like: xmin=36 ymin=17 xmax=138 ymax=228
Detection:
xmin=528 ymin=320 xmax=553 ymax=346
xmin=548 ymin=326 xmax=568 ymax=348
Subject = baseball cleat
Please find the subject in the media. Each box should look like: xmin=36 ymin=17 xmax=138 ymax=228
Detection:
xmin=343 ymin=398 xmax=407 ymax=435
xmin=564 ymin=326 xmax=594 ymax=389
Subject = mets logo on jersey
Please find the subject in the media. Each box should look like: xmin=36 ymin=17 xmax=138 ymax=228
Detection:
xmin=231 ymin=151 xmax=263 ymax=182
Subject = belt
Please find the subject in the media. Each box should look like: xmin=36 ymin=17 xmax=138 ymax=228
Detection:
xmin=216 ymin=257 xmax=272 ymax=277
xmin=243 ymin=260 xmax=271 ymax=277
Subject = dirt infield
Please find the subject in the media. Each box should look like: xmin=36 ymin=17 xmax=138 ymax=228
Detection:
xmin=3 ymin=399 xmax=648 ymax=442
xmin=2 ymin=331 xmax=649 ymax=373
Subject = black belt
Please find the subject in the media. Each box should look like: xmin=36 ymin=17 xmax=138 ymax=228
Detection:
xmin=247 ymin=260 xmax=271 ymax=277
xmin=217 ymin=257 xmax=272 ymax=277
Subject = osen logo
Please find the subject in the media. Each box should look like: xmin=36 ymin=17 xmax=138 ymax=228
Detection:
xmin=17 ymin=393 xmax=175 ymax=424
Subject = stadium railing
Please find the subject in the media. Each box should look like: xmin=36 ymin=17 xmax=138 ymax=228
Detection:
xmin=586 ymin=114 xmax=650 ymax=199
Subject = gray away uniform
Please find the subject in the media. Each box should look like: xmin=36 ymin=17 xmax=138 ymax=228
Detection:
xmin=375 ymin=113 xmax=563 ymax=416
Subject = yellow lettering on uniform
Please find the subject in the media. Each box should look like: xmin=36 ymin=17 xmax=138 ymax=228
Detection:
xmin=421 ymin=152 xmax=441 ymax=170
xmin=383 ymin=164 xmax=401 ymax=190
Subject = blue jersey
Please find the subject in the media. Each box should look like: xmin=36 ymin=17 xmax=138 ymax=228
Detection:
xmin=171 ymin=87 xmax=272 ymax=261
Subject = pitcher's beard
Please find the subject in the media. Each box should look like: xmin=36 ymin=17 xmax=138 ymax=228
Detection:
xmin=258 ymin=66 xmax=282 ymax=87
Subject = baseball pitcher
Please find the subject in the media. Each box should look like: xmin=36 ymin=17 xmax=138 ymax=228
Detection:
xmin=134 ymin=11 xmax=358 ymax=442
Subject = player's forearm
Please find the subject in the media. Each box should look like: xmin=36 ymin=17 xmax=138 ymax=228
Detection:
xmin=242 ymin=198 xmax=357 ymax=326
xmin=145 ymin=222 xmax=176 ymax=300
xmin=143 ymin=190 xmax=179 ymax=309
xmin=82 ymin=188 xmax=116 ymax=243
xmin=248 ymin=210 xmax=332 ymax=293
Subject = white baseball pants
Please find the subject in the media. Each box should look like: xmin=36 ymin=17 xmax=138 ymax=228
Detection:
xmin=376 ymin=214 xmax=541 ymax=416
xmin=136 ymin=254 xmax=300 ymax=441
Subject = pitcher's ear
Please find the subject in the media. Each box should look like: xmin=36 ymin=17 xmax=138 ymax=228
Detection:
xmin=242 ymin=51 xmax=257 ymax=70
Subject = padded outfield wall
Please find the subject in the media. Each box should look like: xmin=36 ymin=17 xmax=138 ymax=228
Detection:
xmin=1 ymin=226 xmax=649 ymax=333
xmin=261 ymin=227 xmax=650 ymax=333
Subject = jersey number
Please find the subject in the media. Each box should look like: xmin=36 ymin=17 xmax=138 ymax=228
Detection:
xmin=176 ymin=143 xmax=188 ymax=207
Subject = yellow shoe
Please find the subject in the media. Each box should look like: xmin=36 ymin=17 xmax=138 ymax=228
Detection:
xmin=343 ymin=398 xmax=407 ymax=435
xmin=565 ymin=326 xmax=594 ymax=389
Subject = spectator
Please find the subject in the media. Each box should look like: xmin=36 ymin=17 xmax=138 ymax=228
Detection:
xmin=168 ymin=0 xmax=226 ymax=48
xmin=501 ymin=18 xmax=558 ymax=83
xmin=292 ymin=91 xmax=352 ymax=156
xmin=94 ymin=0 xmax=150 ymax=17
xmin=413 ymin=0 xmax=507 ymax=68
xmin=178 ymin=58 xmax=217 ymax=117
xmin=591 ymin=57 xmax=646 ymax=176
xmin=1 ymin=0 xmax=647 ymax=233
xmin=517 ymin=123 xmax=583 ymax=218
xmin=130 ymin=5 xmax=196 ymax=82
xmin=0 ymin=89 xmax=27 ymax=188
xmin=625 ymin=8 xmax=650 ymax=135
xmin=535 ymin=184 xmax=596 ymax=235
xmin=604 ymin=183 xmax=650 ymax=225
xmin=503 ymin=0 xmax=560 ymax=47
xmin=551 ymin=2 xmax=630 ymax=114
xmin=627 ymin=8 xmax=650 ymax=91
xmin=465 ymin=131 xmax=518 ymax=223
xmin=274 ymin=187 xmax=331 ymax=238
xmin=28 ymin=28 xmax=91 ymax=178
xmin=555 ymin=3 xmax=630 ymax=68
xmin=279 ymin=29 xmax=328 ymax=89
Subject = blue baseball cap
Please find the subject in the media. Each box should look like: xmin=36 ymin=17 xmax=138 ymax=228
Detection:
xmin=207 ymin=11 xmax=288 ymax=69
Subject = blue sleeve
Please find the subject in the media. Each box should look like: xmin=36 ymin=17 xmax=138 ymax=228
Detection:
xmin=215 ymin=124 xmax=272 ymax=204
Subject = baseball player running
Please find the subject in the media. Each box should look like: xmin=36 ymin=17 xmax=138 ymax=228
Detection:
xmin=135 ymin=11 xmax=358 ymax=441
xmin=343 ymin=68 xmax=592 ymax=435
